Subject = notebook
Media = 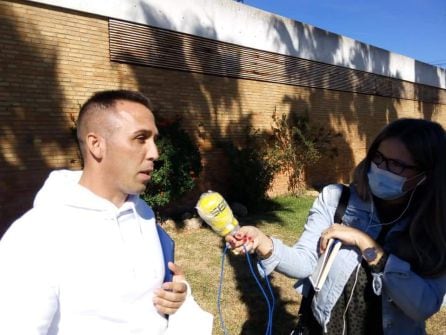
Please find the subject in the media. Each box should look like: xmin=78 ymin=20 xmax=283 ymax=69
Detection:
xmin=309 ymin=238 xmax=342 ymax=292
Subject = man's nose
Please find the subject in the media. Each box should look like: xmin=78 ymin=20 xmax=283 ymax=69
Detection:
xmin=147 ymin=141 xmax=159 ymax=161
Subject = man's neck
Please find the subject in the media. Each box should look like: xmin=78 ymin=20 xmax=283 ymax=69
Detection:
xmin=78 ymin=170 xmax=127 ymax=208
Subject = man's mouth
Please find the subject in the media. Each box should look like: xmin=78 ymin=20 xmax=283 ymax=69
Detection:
xmin=140 ymin=170 xmax=152 ymax=176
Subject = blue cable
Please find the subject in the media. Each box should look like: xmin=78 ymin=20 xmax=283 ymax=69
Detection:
xmin=217 ymin=244 xmax=275 ymax=335
xmin=260 ymin=260 xmax=275 ymax=335
xmin=244 ymin=246 xmax=274 ymax=335
xmin=218 ymin=244 xmax=230 ymax=335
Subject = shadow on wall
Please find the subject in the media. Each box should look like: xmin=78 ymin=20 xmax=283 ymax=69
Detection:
xmin=0 ymin=5 xmax=70 ymax=235
xmin=130 ymin=3 xmax=301 ymax=333
xmin=124 ymin=4 xmax=417 ymax=333
xmin=281 ymin=94 xmax=354 ymax=189
xmin=415 ymin=60 xmax=441 ymax=120
xmin=132 ymin=1 xmax=245 ymax=206
xmin=268 ymin=13 xmax=445 ymax=94
xmin=269 ymin=15 xmax=405 ymax=186
xmin=1 ymin=0 xmax=433 ymax=330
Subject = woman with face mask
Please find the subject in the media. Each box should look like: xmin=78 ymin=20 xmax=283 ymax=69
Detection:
xmin=226 ymin=118 xmax=446 ymax=335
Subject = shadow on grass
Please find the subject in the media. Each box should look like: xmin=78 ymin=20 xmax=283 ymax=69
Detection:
xmin=237 ymin=198 xmax=294 ymax=227
xmin=226 ymin=246 xmax=298 ymax=335
xmin=222 ymin=197 xmax=312 ymax=334
xmin=225 ymin=198 xmax=299 ymax=334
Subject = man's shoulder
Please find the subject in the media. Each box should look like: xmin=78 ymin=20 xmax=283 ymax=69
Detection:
xmin=4 ymin=207 xmax=60 ymax=234
xmin=0 ymin=207 xmax=60 ymax=254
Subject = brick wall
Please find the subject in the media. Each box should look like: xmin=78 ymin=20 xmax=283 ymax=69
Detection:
xmin=1 ymin=0 xmax=445 ymax=233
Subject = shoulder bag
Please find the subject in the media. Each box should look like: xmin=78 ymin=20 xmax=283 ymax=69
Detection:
xmin=290 ymin=184 xmax=350 ymax=335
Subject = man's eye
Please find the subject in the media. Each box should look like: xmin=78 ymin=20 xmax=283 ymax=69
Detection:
xmin=136 ymin=136 xmax=146 ymax=143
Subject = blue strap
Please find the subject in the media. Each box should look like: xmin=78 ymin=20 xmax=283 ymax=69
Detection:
xmin=156 ymin=224 xmax=175 ymax=282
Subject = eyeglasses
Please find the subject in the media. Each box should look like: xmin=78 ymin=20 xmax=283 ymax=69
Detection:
xmin=371 ymin=150 xmax=418 ymax=175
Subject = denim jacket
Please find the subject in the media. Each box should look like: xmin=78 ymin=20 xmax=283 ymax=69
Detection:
xmin=260 ymin=184 xmax=446 ymax=334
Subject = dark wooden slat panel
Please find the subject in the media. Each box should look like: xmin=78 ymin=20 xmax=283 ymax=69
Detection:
xmin=109 ymin=19 xmax=446 ymax=104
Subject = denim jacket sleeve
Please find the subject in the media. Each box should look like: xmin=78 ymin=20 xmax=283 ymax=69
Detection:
xmin=382 ymin=253 xmax=446 ymax=321
xmin=260 ymin=184 xmax=344 ymax=278
xmin=258 ymin=183 xmax=446 ymax=334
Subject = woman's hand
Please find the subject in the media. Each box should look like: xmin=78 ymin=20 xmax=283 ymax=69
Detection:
xmin=320 ymin=224 xmax=386 ymax=266
xmin=319 ymin=224 xmax=380 ymax=253
xmin=319 ymin=224 xmax=362 ymax=251
xmin=225 ymin=226 xmax=273 ymax=258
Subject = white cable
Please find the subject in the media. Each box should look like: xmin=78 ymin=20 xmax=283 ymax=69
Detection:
xmin=341 ymin=263 xmax=361 ymax=335
xmin=367 ymin=175 xmax=425 ymax=229
xmin=340 ymin=178 xmax=423 ymax=334
xmin=343 ymin=179 xmax=425 ymax=334
xmin=367 ymin=191 xmax=413 ymax=228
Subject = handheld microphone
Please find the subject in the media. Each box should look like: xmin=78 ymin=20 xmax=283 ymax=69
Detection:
xmin=196 ymin=191 xmax=275 ymax=335
xmin=195 ymin=191 xmax=239 ymax=237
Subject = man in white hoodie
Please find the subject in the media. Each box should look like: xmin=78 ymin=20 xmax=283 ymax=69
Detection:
xmin=0 ymin=90 xmax=212 ymax=334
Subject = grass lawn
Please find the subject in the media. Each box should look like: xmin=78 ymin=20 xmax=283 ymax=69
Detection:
xmin=165 ymin=195 xmax=446 ymax=334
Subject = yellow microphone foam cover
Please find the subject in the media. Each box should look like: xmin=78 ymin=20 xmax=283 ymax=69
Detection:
xmin=196 ymin=191 xmax=239 ymax=237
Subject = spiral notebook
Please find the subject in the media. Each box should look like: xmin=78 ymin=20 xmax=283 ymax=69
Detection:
xmin=309 ymin=238 xmax=342 ymax=292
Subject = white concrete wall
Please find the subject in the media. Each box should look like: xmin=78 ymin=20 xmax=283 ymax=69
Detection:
xmin=26 ymin=0 xmax=446 ymax=89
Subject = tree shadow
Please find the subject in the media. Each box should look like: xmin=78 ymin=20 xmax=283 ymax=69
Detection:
xmin=122 ymin=4 xmax=429 ymax=332
xmin=415 ymin=60 xmax=443 ymax=121
xmin=0 ymin=4 xmax=70 ymax=234
xmin=267 ymin=14 xmax=409 ymax=187
xmin=226 ymin=248 xmax=299 ymax=335
xmin=125 ymin=3 xmax=301 ymax=332
xmin=279 ymin=94 xmax=352 ymax=189
xmin=3 ymin=1 xmax=441 ymax=332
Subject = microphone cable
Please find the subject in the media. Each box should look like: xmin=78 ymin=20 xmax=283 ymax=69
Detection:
xmin=217 ymin=244 xmax=275 ymax=335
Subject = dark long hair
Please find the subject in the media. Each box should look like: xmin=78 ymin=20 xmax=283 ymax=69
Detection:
xmin=354 ymin=118 xmax=446 ymax=276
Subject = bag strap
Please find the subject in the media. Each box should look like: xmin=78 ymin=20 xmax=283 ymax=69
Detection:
xmin=334 ymin=185 xmax=350 ymax=224
xmin=156 ymin=224 xmax=175 ymax=282
xmin=295 ymin=184 xmax=350 ymax=327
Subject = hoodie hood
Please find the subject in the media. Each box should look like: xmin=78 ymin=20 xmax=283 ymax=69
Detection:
xmin=33 ymin=170 xmax=118 ymax=212
xmin=34 ymin=169 xmax=152 ymax=219
xmin=33 ymin=169 xmax=82 ymax=207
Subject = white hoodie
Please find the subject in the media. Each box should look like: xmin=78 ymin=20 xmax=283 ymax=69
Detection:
xmin=0 ymin=170 xmax=168 ymax=335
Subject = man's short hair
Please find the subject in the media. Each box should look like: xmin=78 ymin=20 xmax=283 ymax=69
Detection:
xmin=76 ymin=90 xmax=153 ymax=157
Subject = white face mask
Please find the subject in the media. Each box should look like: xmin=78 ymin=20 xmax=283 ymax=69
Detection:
xmin=367 ymin=162 xmax=408 ymax=200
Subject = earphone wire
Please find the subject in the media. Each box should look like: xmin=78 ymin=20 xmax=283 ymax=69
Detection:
xmin=341 ymin=181 xmax=420 ymax=334
xmin=341 ymin=263 xmax=361 ymax=335
xmin=342 ymin=178 xmax=425 ymax=334
xmin=367 ymin=177 xmax=424 ymax=229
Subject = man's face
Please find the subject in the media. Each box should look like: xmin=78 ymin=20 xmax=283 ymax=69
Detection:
xmin=102 ymin=100 xmax=159 ymax=199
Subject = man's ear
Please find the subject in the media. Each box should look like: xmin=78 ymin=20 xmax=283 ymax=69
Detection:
xmin=85 ymin=132 xmax=105 ymax=161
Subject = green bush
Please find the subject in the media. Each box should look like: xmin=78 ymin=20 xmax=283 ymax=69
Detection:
xmin=223 ymin=109 xmax=340 ymax=210
xmin=264 ymin=109 xmax=341 ymax=194
xmin=142 ymin=119 xmax=201 ymax=211
xmin=222 ymin=128 xmax=278 ymax=211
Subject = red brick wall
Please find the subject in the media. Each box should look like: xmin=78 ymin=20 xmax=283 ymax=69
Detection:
xmin=1 ymin=0 xmax=445 ymax=232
